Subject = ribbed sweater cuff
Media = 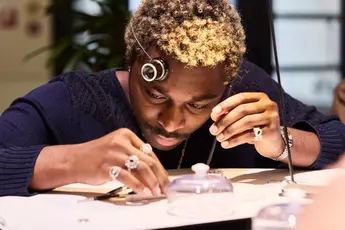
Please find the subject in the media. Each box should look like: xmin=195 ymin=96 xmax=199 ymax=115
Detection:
xmin=311 ymin=124 xmax=344 ymax=169
xmin=0 ymin=145 xmax=45 ymax=196
xmin=293 ymin=121 xmax=344 ymax=169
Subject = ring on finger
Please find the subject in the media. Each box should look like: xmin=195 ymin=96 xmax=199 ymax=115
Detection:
xmin=109 ymin=166 xmax=121 ymax=180
xmin=253 ymin=127 xmax=263 ymax=141
xmin=125 ymin=155 xmax=140 ymax=172
xmin=140 ymin=143 xmax=153 ymax=156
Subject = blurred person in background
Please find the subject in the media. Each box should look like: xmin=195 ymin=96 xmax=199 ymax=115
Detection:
xmin=295 ymin=155 xmax=345 ymax=230
xmin=332 ymin=78 xmax=345 ymax=123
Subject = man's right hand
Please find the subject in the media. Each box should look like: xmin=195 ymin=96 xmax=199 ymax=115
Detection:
xmin=74 ymin=128 xmax=169 ymax=196
xmin=29 ymin=128 xmax=169 ymax=196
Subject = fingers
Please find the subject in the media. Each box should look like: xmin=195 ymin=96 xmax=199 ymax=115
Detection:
xmin=123 ymin=128 xmax=146 ymax=149
xmin=127 ymin=146 xmax=169 ymax=195
xmin=109 ymin=128 xmax=169 ymax=195
xmin=209 ymin=93 xmax=279 ymax=150
xmin=132 ymin=162 xmax=162 ymax=196
xmin=220 ymin=129 xmax=260 ymax=149
xmin=210 ymin=93 xmax=264 ymax=121
xmin=112 ymin=150 xmax=162 ymax=196
xmin=215 ymin=113 xmax=270 ymax=143
xmin=210 ymin=102 xmax=267 ymax=136
xmin=114 ymin=167 xmax=149 ymax=195
xmin=128 ymin=132 xmax=170 ymax=192
xmin=123 ymin=129 xmax=169 ymax=180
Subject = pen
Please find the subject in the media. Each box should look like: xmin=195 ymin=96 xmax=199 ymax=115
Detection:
xmin=78 ymin=186 xmax=132 ymax=202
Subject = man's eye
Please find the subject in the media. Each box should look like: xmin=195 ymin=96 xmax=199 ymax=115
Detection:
xmin=147 ymin=91 xmax=165 ymax=99
xmin=188 ymin=103 xmax=207 ymax=110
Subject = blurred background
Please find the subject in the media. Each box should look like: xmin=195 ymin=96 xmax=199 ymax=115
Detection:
xmin=0 ymin=0 xmax=342 ymax=114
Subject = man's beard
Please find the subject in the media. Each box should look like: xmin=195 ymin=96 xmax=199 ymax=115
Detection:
xmin=141 ymin=122 xmax=190 ymax=139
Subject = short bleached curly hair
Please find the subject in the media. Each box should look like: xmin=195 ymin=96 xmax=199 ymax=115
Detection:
xmin=125 ymin=0 xmax=246 ymax=82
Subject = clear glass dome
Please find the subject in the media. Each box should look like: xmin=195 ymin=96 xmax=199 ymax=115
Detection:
xmin=167 ymin=163 xmax=234 ymax=218
xmin=252 ymin=202 xmax=306 ymax=230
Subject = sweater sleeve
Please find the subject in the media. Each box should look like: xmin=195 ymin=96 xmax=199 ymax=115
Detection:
xmin=0 ymin=80 xmax=72 ymax=196
xmin=233 ymin=60 xmax=345 ymax=169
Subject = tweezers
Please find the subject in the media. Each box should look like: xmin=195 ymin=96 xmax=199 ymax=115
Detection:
xmin=206 ymin=85 xmax=232 ymax=165
xmin=78 ymin=186 xmax=130 ymax=202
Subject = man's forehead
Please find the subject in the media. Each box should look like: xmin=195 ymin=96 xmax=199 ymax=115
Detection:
xmin=142 ymin=69 xmax=225 ymax=102
xmin=136 ymin=48 xmax=227 ymax=89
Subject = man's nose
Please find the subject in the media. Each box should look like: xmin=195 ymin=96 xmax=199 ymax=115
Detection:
xmin=158 ymin=106 xmax=185 ymax=133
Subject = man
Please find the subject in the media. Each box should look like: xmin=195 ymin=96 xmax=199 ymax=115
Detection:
xmin=332 ymin=78 xmax=345 ymax=123
xmin=1 ymin=0 xmax=345 ymax=197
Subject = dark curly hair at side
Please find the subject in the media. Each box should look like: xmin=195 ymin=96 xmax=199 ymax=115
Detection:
xmin=125 ymin=0 xmax=246 ymax=82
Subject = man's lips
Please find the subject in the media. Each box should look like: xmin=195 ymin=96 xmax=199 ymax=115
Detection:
xmin=153 ymin=134 xmax=180 ymax=146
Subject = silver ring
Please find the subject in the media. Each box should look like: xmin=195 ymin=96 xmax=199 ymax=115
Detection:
xmin=140 ymin=143 xmax=152 ymax=155
xmin=253 ymin=127 xmax=263 ymax=141
xmin=125 ymin=155 xmax=140 ymax=171
xmin=109 ymin=166 xmax=121 ymax=180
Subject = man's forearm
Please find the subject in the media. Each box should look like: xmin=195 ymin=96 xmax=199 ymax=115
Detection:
xmin=28 ymin=144 xmax=82 ymax=192
xmin=280 ymin=128 xmax=320 ymax=167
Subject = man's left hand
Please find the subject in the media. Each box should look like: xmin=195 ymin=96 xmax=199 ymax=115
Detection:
xmin=209 ymin=92 xmax=285 ymax=159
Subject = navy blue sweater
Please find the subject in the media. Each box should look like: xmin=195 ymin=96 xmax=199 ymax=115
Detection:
xmin=1 ymin=61 xmax=345 ymax=196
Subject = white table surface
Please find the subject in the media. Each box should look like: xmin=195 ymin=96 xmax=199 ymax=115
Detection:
xmin=0 ymin=168 xmax=343 ymax=230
